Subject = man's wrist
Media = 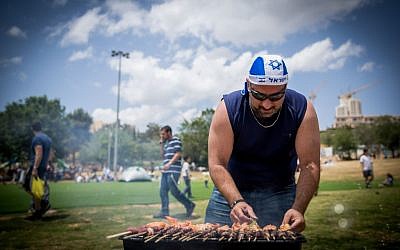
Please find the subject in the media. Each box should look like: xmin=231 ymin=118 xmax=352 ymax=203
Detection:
xmin=291 ymin=205 xmax=304 ymax=214
xmin=230 ymin=198 xmax=245 ymax=209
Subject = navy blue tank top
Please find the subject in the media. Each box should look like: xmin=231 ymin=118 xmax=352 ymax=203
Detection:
xmin=223 ymin=89 xmax=307 ymax=191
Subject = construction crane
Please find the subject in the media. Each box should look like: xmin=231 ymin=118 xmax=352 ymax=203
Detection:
xmin=336 ymin=83 xmax=375 ymax=118
xmin=308 ymin=81 xmax=326 ymax=102
xmin=339 ymin=83 xmax=373 ymax=100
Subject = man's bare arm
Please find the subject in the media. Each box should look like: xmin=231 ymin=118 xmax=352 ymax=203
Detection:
xmin=208 ymin=101 xmax=257 ymax=222
xmin=208 ymin=101 xmax=239 ymax=202
xmin=293 ymin=100 xmax=320 ymax=214
xmin=282 ymin=100 xmax=320 ymax=232
xmin=163 ymin=151 xmax=182 ymax=170
xmin=32 ymin=145 xmax=43 ymax=177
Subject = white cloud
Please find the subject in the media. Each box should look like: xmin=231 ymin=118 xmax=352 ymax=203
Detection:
xmin=68 ymin=46 xmax=93 ymax=61
xmin=286 ymin=38 xmax=363 ymax=74
xmin=0 ymin=56 xmax=22 ymax=67
xmin=7 ymin=26 xmax=27 ymax=39
xmin=173 ymin=49 xmax=194 ymax=63
xmin=92 ymin=108 xmax=116 ymax=124
xmin=140 ymin=0 xmax=366 ymax=46
xmin=95 ymin=48 xmax=257 ymax=130
xmin=108 ymin=48 xmax=249 ymax=108
xmin=102 ymin=0 xmax=145 ymax=36
xmin=358 ymin=61 xmax=375 ymax=72
xmin=60 ymin=7 xmax=104 ymax=46
xmin=97 ymin=37 xmax=363 ymax=130
xmin=57 ymin=0 xmax=366 ymax=47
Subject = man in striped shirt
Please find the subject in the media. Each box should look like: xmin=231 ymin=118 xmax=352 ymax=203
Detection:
xmin=153 ymin=125 xmax=196 ymax=219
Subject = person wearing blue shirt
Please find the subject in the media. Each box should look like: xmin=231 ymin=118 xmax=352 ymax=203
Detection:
xmin=24 ymin=121 xmax=52 ymax=219
xmin=205 ymin=55 xmax=320 ymax=232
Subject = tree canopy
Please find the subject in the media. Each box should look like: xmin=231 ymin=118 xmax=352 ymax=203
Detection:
xmin=0 ymin=96 xmax=91 ymax=164
xmin=179 ymin=108 xmax=214 ymax=167
xmin=321 ymin=117 xmax=400 ymax=159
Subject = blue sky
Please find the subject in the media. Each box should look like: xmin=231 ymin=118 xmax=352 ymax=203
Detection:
xmin=1 ymin=0 xmax=399 ymax=131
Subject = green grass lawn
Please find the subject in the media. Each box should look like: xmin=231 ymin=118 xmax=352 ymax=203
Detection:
xmin=0 ymin=177 xmax=389 ymax=214
xmin=1 ymin=160 xmax=399 ymax=249
xmin=0 ymin=181 xmax=214 ymax=214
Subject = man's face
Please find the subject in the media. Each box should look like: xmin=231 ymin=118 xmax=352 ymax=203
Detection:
xmin=160 ymin=129 xmax=171 ymax=142
xmin=248 ymin=82 xmax=286 ymax=119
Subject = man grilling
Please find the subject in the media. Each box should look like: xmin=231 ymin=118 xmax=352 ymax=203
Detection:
xmin=205 ymin=54 xmax=320 ymax=232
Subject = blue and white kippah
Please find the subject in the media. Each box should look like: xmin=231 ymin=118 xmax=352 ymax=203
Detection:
xmin=247 ymin=54 xmax=288 ymax=85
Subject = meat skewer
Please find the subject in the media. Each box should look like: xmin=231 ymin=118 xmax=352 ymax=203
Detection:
xmin=154 ymin=234 xmax=169 ymax=243
xmin=144 ymin=234 xmax=160 ymax=243
xmin=113 ymin=216 xmax=301 ymax=243
xmin=106 ymin=231 xmax=131 ymax=239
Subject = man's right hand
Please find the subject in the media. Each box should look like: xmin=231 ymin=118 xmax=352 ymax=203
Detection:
xmin=230 ymin=202 xmax=258 ymax=224
xmin=32 ymin=168 xmax=38 ymax=178
xmin=281 ymin=208 xmax=305 ymax=232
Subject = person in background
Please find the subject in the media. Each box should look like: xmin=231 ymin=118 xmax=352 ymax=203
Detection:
xmin=153 ymin=125 xmax=196 ymax=219
xmin=203 ymin=171 xmax=210 ymax=188
xmin=182 ymin=156 xmax=193 ymax=198
xmin=381 ymin=173 xmax=394 ymax=187
xmin=205 ymin=54 xmax=320 ymax=232
xmin=360 ymin=148 xmax=374 ymax=188
xmin=23 ymin=121 xmax=52 ymax=219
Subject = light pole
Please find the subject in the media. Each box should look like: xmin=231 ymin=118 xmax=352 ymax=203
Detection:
xmin=107 ymin=128 xmax=112 ymax=170
xmin=111 ymin=50 xmax=129 ymax=180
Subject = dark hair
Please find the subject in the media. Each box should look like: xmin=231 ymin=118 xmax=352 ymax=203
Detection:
xmin=161 ymin=125 xmax=172 ymax=133
xmin=31 ymin=121 xmax=42 ymax=132
xmin=184 ymin=156 xmax=190 ymax=161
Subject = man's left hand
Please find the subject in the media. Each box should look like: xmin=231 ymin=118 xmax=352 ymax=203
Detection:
xmin=281 ymin=208 xmax=305 ymax=232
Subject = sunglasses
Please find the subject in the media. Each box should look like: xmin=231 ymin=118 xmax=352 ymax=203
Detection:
xmin=248 ymin=86 xmax=286 ymax=101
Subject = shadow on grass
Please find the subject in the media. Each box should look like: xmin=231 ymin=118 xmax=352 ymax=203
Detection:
xmin=23 ymin=210 xmax=70 ymax=222
xmin=41 ymin=213 xmax=70 ymax=221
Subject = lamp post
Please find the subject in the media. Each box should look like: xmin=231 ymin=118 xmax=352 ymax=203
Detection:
xmin=107 ymin=128 xmax=112 ymax=170
xmin=111 ymin=50 xmax=129 ymax=180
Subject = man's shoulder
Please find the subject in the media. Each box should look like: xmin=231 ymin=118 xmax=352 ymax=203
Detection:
xmin=223 ymin=90 xmax=246 ymax=112
xmin=285 ymin=89 xmax=307 ymax=102
xmin=33 ymin=133 xmax=52 ymax=146
xmin=170 ymin=136 xmax=181 ymax=143
xmin=169 ymin=136 xmax=182 ymax=147
xmin=223 ymin=90 xmax=243 ymax=101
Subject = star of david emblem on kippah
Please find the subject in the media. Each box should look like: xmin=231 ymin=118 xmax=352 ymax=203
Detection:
xmin=268 ymin=60 xmax=282 ymax=70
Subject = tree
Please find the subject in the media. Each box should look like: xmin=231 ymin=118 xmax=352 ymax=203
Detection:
xmin=66 ymin=108 xmax=93 ymax=166
xmin=331 ymin=126 xmax=357 ymax=160
xmin=0 ymin=96 xmax=69 ymax=163
xmin=320 ymin=129 xmax=334 ymax=146
xmin=139 ymin=123 xmax=161 ymax=142
xmin=353 ymin=124 xmax=376 ymax=150
xmin=79 ymin=127 xmax=110 ymax=166
xmin=179 ymin=108 xmax=214 ymax=167
xmin=374 ymin=116 xmax=400 ymax=158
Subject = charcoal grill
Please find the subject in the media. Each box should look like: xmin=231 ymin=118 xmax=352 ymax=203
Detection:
xmin=120 ymin=234 xmax=306 ymax=250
